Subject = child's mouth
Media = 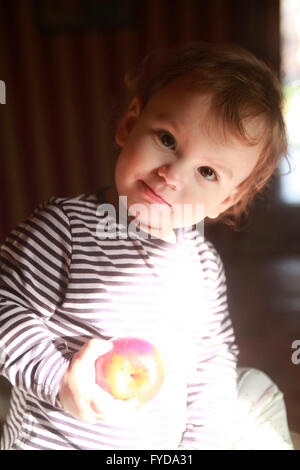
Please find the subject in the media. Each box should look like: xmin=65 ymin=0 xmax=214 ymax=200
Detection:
xmin=140 ymin=181 xmax=171 ymax=207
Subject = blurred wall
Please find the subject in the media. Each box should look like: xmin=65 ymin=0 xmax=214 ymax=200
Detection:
xmin=0 ymin=0 xmax=280 ymax=242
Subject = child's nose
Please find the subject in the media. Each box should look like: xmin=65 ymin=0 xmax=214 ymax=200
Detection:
xmin=157 ymin=164 xmax=186 ymax=191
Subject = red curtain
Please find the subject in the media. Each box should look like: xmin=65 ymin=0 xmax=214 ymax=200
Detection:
xmin=0 ymin=0 xmax=280 ymax=242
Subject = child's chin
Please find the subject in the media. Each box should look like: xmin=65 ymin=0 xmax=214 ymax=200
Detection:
xmin=129 ymin=216 xmax=175 ymax=237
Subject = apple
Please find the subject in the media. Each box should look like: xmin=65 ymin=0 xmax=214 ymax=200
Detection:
xmin=95 ymin=337 xmax=165 ymax=405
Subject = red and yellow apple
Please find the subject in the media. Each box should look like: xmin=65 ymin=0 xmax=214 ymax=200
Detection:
xmin=95 ymin=337 xmax=165 ymax=405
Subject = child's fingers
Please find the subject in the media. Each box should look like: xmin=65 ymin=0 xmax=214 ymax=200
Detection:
xmin=90 ymin=385 xmax=140 ymax=421
xmin=101 ymin=397 xmax=140 ymax=422
xmin=62 ymin=338 xmax=141 ymax=424
xmin=104 ymin=398 xmax=140 ymax=422
xmin=77 ymin=338 xmax=113 ymax=363
xmin=72 ymin=338 xmax=113 ymax=383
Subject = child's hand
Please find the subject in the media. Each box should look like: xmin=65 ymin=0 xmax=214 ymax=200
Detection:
xmin=58 ymin=338 xmax=139 ymax=424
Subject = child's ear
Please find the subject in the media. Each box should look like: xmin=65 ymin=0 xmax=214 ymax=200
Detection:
xmin=115 ymin=96 xmax=142 ymax=147
xmin=208 ymin=187 xmax=242 ymax=219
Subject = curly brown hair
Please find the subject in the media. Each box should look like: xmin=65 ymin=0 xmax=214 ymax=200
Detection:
xmin=122 ymin=41 xmax=288 ymax=229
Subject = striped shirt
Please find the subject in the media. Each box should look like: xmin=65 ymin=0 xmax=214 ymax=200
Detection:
xmin=0 ymin=189 xmax=238 ymax=450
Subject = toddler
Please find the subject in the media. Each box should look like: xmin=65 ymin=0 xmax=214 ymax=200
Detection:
xmin=0 ymin=41 xmax=294 ymax=449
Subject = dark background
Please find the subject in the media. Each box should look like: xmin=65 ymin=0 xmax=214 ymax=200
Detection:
xmin=1 ymin=0 xmax=300 ymax=434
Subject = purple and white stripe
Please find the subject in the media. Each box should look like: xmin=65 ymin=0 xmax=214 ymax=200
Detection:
xmin=0 ymin=191 xmax=238 ymax=449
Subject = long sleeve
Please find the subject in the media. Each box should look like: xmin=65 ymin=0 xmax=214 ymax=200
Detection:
xmin=0 ymin=193 xmax=242 ymax=450
xmin=179 ymin=242 xmax=239 ymax=449
xmin=0 ymin=200 xmax=73 ymax=408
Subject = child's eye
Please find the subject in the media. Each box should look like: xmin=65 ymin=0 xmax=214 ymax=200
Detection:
xmin=157 ymin=131 xmax=176 ymax=150
xmin=198 ymin=166 xmax=217 ymax=181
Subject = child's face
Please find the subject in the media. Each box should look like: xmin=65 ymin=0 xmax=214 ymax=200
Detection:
xmin=113 ymin=77 xmax=264 ymax=240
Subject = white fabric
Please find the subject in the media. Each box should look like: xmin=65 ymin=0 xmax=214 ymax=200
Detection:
xmin=232 ymin=367 xmax=294 ymax=450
